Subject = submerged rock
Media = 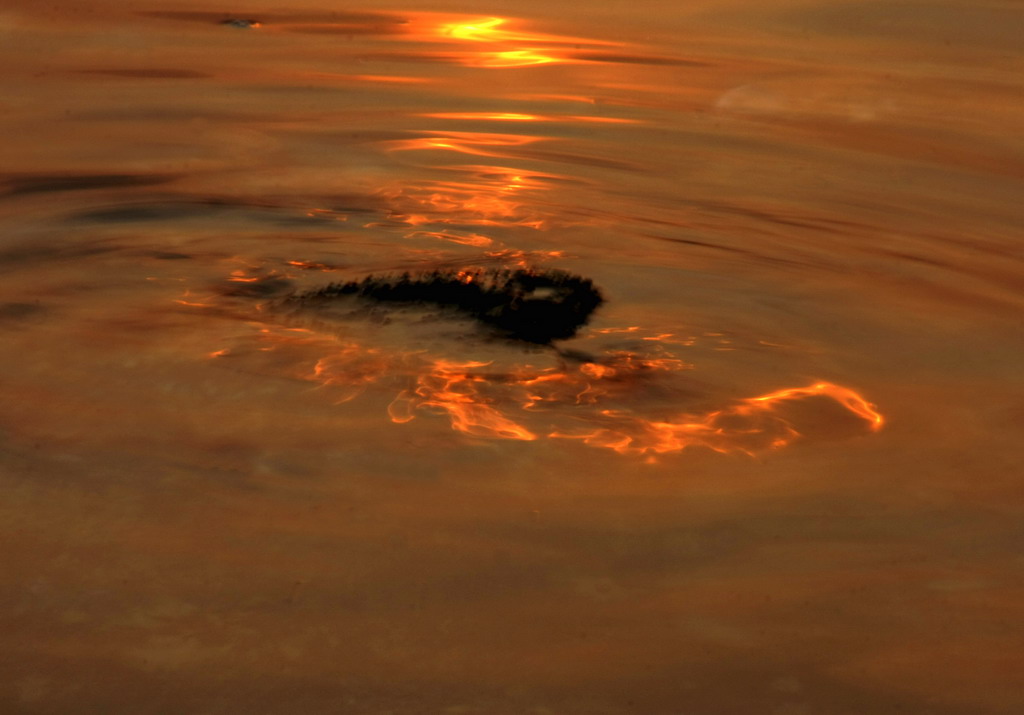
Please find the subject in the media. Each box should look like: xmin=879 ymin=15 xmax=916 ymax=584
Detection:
xmin=287 ymin=268 xmax=604 ymax=344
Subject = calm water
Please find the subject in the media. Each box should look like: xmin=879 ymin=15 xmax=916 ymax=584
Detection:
xmin=2 ymin=1 xmax=1023 ymax=713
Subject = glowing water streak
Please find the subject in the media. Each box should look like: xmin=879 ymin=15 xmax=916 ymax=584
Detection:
xmin=389 ymin=356 xmax=883 ymax=456
xmin=389 ymin=360 xmax=537 ymax=441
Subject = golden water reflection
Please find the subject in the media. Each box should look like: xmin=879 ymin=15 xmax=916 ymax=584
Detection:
xmin=1 ymin=0 xmax=1022 ymax=713
xmin=196 ymin=269 xmax=884 ymax=460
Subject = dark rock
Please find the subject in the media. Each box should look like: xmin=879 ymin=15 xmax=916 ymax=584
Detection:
xmin=287 ymin=268 xmax=604 ymax=345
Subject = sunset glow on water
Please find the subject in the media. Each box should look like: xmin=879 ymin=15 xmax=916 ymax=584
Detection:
xmin=1 ymin=1 xmax=1022 ymax=713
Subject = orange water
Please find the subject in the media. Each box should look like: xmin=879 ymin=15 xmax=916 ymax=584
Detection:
xmin=1 ymin=2 xmax=1022 ymax=712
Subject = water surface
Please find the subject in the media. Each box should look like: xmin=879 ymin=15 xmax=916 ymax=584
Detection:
xmin=1 ymin=1 xmax=1023 ymax=713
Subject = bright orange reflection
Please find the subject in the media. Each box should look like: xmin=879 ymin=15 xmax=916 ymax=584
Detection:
xmin=310 ymin=343 xmax=391 ymax=403
xmin=228 ymin=270 xmax=261 ymax=283
xmin=570 ymin=116 xmax=641 ymax=124
xmin=405 ymin=230 xmax=493 ymax=247
xmin=389 ymin=360 xmax=538 ymax=441
xmin=174 ymin=293 xmax=215 ymax=309
xmin=372 ymin=165 xmax=575 ymax=231
xmin=348 ymin=74 xmax=431 ymax=84
xmin=426 ymin=15 xmax=621 ymax=67
xmin=208 ymin=325 xmax=395 ymax=404
xmin=285 ymin=260 xmax=343 ymax=272
xmin=383 ymin=132 xmax=541 ymax=159
xmin=484 ymin=249 xmax=567 ymax=267
xmin=552 ymin=381 xmax=883 ymax=456
xmin=421 ymin=112 xmax=545 ymax=122
xmin=375 ymin=180 xmax=543 ymax=229
xmin=443 ymin=17 xmax=507 ymax=41
xmin=439 ymin=16 xmax=619 ymax=47
xmin=748 ymin=382 xmax=884 ymax=430
xmin=378 ymin=351 xmax=883 ymax=456
xmin=475 ymin=50 xmax=564 ymax=68
xmin=420 ymin=112 xmax=640 ymax=124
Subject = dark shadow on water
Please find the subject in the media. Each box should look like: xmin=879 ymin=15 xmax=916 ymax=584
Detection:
xmin=139 ymin=10 xmax=408 ymax=29
xmin=70 ymin=204 xmax=213 ymax=224
xmin=64 ymin=197 xmax=379 ymax=225
xmin=1 ymin=173 xmax=180 ymax=198
xmin=76 ymin=69 xmax=212 ymax=79
xmin=0 ymin=240 xmax=122 ymax=270
xmin=147 ymin=251 xmax=193 ymax=261
xmin=0 ymin=301 xmax=47 ymax=327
